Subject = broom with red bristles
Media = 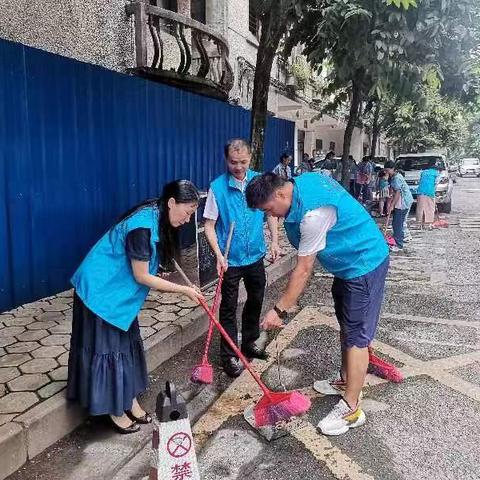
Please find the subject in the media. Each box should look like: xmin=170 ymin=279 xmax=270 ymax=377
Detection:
xmin=173 ymin=260 xmax=311 ymax=427
xmin=190 ymin=223 xmax=235 ymax=384
xmin=383 ymin=211 xmax=396 ymax=247
xmin=368 ymin=347 xmax=404 ymax=383
xmin=432 ymin=203 xmax=449 ymax=229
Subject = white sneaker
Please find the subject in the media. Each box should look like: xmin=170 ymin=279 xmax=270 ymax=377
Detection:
xmin=404 ymin=234 xmax=413 ymax=243
xmin=389 ymin=245 xmax=402 ymax=253
xmin=317 ymin=399 xmax=366 ymax=436
xmin=313 ymin=372 xmax=346 ymax=396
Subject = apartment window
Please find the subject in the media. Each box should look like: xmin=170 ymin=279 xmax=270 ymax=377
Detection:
xmin=316 ymin=139 xmax=323 ymax=151
xmin=191 ymin=0 xmax=206 ymax=23
xmin=249 ymin=0 xmax=261 ymax=38
xmin=304 ymin=120 xmax=308 ymax=129
xmin=159 ymin=0 xmax=178 ymax=11
xmin=329 ymin=141 xmax=336 ymax=152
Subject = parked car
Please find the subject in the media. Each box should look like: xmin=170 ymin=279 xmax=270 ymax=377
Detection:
xmin=395 ymin=153 xmax=453 ymax=213
xmin=311 ymin=156 xmax=341 ymax=177
xmin=458 ymin=158 xmax=480 ymax=177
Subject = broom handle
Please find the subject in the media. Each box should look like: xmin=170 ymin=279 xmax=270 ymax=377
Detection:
xmin=173 ymin=259 xmax=272 ymax=398
xmin=201 ymin=223 xmax=235 ymax=361
xmin=198 ymin=297 xmax=271 ymax=397
xmin=383 ymin=211 xmax=391 ymax=234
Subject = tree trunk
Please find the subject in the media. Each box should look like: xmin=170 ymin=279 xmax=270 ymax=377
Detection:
xmin=341 ymin=78 xmax=362 ymax=187
xmin=250 ymin=4 xmax=289 ymax=171
xmin=370 ymin=101 xmax=381 ymax=159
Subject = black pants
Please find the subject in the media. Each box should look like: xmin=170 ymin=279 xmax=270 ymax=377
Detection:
xmin=219 ymin=258 xmax=266 ymax=360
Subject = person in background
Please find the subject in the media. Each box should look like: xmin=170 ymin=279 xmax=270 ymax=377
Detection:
xmin=204 ymin=139 xmax=280 ymax=378
xmin=384 ymin=161 xmax=413 ymax=251
xmin=376 ymin=169 xmax=390 ymax=217
xmin=356 ymin=156 xmax=374 ymax=203
xmin=273 ymin=153 xmax=293 ymax=180
xmin=349 ymin=155 xmax=358 ymax=197
xmin=245 ymin=172 xmax=389 ymax=436
xmin=68 ymin=180 xmax=203 ymax=434
xmin=395 ymin=169 xmax=413 ymax=242
xmin=416 ymin=162 xmax=442 ymax=229
xmin=297 ymin=152 xmax=313 ymax=175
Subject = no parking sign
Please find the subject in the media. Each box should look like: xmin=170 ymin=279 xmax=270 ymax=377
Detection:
xmin=150 ymin=383 xmax=200 ymax=480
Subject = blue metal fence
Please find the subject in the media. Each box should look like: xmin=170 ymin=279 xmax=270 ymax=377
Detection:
xmin=0 ymin=38 xmax=294 ymax=312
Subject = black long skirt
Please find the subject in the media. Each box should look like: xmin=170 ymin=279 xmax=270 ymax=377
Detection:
xmin=67 ymin=293 xmax=148 ymax=416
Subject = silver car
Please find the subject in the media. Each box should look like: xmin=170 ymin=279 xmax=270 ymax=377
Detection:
xmin=395 ymin=153 xmax=453 ymax=213
xmin=458 ymin=158 xmax=480 ymax=177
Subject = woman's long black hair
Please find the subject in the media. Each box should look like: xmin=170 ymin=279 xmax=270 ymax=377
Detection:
xmin=113 ymin=180 xmax=199 ymax=270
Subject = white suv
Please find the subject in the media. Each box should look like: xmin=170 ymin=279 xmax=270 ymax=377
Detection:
xmin=395 ymin=153 xmax=453 ymax=213
xmin=458 ymin=158 xmax=480 ymax=177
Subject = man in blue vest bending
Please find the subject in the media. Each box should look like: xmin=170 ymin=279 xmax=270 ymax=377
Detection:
xmin=204 ymin=139 xmax=280 ymax=378
xmin=246 ymin=172 xmax=389 ymax=436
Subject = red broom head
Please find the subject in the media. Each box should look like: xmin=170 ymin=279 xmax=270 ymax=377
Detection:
xmin=433 ymin=220 xmax=449 ymax=228
xmin=385 ymin=234 xmax=396 ymax=247
xmin=369 ymin=354 xmax=404 ymax=383
xmin=191 ymin=363 xmax=213 ymax=384
xmin=253 ymin=391 xmax=311 ymax=427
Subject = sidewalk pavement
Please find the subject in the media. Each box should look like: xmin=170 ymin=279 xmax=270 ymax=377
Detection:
xmin=0 ymin=235 xmax=296 ymax=480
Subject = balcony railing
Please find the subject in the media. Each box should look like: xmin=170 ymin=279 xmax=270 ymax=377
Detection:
xmin=126 ymin=1 xmax=234 ymax=100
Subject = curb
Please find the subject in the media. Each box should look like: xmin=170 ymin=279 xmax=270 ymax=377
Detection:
xmin=0 ymin=252 xmax=297 ymax=479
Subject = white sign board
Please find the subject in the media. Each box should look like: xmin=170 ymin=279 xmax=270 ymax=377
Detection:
xmin=151 ymin=418 xmax=201 ymax=480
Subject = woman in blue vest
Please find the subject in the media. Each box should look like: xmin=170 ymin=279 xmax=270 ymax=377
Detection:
xmin=246 ymin=172 xmax=389 ymax=436
xmin=67 ymin=180 xmax=202 ymax=434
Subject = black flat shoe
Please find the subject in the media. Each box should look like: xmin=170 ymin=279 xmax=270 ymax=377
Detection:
xmin=222 ymin=357 xmax=244 ymax=378
xmin=241 ymin=344 xmax=269 ymax=360
xmin=126 ymin=410 xmax=153 ymax=424
xmin=109 ymin=416 xmax=140 ymax=434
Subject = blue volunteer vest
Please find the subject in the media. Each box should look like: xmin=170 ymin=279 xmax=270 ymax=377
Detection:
xmin=284 ymin=173 xmax=389 ymax=280
xmin=211 ymin=170 xmax=266 ymax=267
xmin=71 ymin=206 xmax=160 ymax=331
xmin=417 ymin=168 xmax=439 ymax=197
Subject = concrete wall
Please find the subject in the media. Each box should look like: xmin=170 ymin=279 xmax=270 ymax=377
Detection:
xmin=0 ymin=0 xmax=135 ymax=72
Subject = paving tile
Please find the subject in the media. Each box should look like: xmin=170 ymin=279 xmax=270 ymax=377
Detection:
xmin=48 ymin=367 xmax=68 ymax=381
xmin=176 ymin=299 xmax=199 ymax=309
xmin=154 ymin=293 xmax=182 ymax=305
xmin=5 ymin=342 xmax=40 ymax=354
xmin=1 ymin=316 xmax=35 ymax=327
xmin=38 ymin=381 xmax=67 ymax=399
xmin=31 ymin=346 xmax=66 ymax=359
xmin=48 ymin=323 xmax=72 ymax=334
xmin=27 ymin=321 xmax=58 ymax=331
xmin=0 ymin=383 xmax=6 ymax=397
xmin=22 ymin=301 xmax=51 ymax=310
xmin=16 ymin=330 xmax=49 ymax=342
xmin=0 ymin=327 xmax=26 ymax=338
xmin=0 ymin=347 xmax=5 ymax=357
xmin=153 ymin=312 xmax=178 ymax=323
xmin=57 ymin=290 xmax=74 ymax=298
xmin=0 ymin=353 xmax=32 ymax=368
xmin=138 ymin=312 xmax=157 ymax=327
xmin=10 ymin=308 xmax=43 ymax=318
xmin=19 ymin=358 xmax=58 ymax=374
xmin=7 ymin=373 xmax=50 ymax=392
xmin=154 ymin=304 xmax=181 ymax=314
xmin=0 ymin=367 xmax=21 ymax=383
xmin=33 ymin=312 xmax=65 ymax=323
xmin=0 ymin=391 xmax=38 ymax=413
xmin=0 ymin=414 xmax=16 ymax=426
xmin=40 ymin=335 xmax=70 ymax=346
xmin=0 ymin=337 xmax=16 ymax=348
xmin=40 ymin=303 xmax=70 ymax=312
xmin=57 ymin=351 xmax=69 ymax=366
xmin=140 ymin=327 xmax=155 ymax=340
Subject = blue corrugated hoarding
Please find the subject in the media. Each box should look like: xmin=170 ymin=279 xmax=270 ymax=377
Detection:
xmin=0 ymin=38 xmax=294 ymax=312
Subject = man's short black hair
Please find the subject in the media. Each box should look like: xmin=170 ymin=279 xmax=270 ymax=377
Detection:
xmin=384 ymin=160 xmax=395 ymax=169
xmin=246 ymin=172 xmax=286 ymax=209
xmin=224 ymin=139 xmax=251 ymax=158
xmin=280 ymin=153 xmax=291 ymax=161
